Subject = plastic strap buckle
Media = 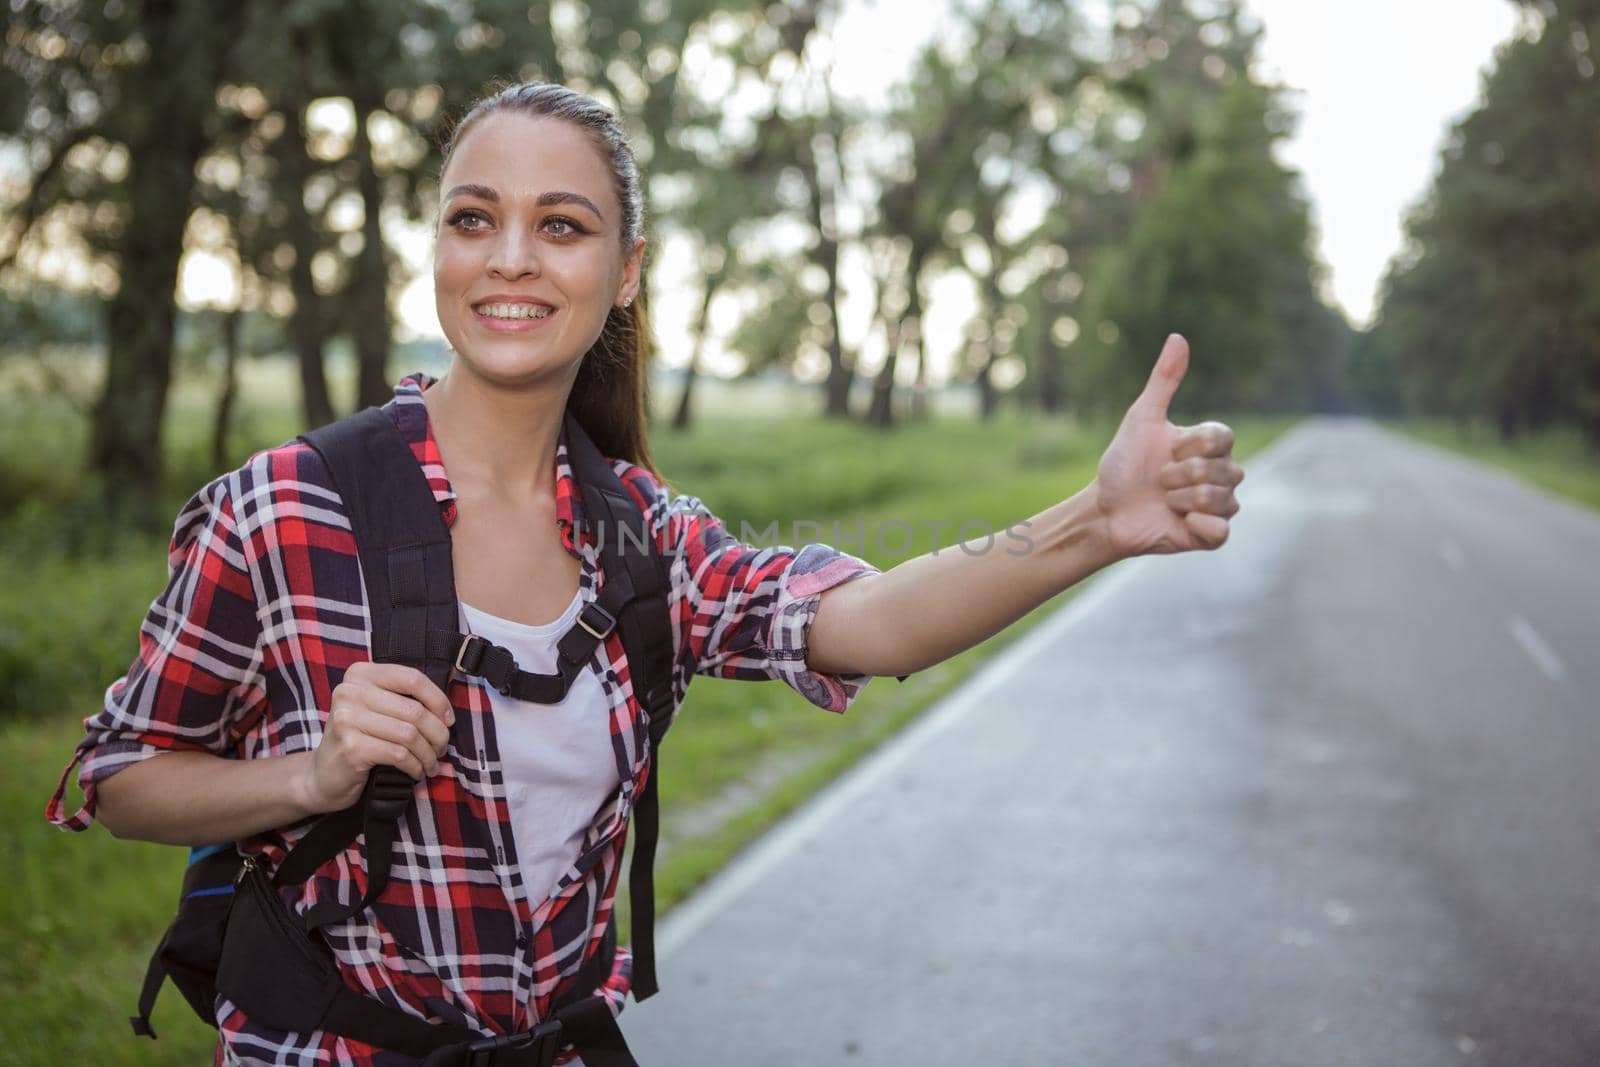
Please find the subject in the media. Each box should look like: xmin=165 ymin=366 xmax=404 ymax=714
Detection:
xmin=465 ymin=1018 xmax=563 ymax=1067
xmin=577 ymin=602 xmax=616 ymax=640
xmin=453 ymin=634 xmax=489 ymax=676
xmin=365 ymin=767 xmax=414 ymax=822
xmin=643 ymin=682 xmax=674 ymax=719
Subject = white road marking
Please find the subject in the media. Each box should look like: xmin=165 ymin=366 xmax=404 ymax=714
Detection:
xmin=1438 ymin=540 xmax=1465 ymax=572
xmin=1508 ymin=615 xmax=1566 ymax=682
xmin=1239 ymin=485 xmax=1373 ymax=516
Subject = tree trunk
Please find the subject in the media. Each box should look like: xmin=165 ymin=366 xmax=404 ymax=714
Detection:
xmin=211 ymin=308 xmax=243 ymax=470
xmin=89 ymin=0 xmax=245 ymax=525
xmin=867 ymin=315 xmax=902 ymax=430
xmin=277 ymin=75 xmax=335 ymax=430
xmin=671 ymin=355 xmax=699 ymax=434
xmin=824 ymin=341 xmax=854 ymax=418
xmin=1035 ymin=294 xmax=1063 ymax=413
xmin=351 ymin=99 xmax=393 ymax=409
xmin=905 ymin=256 xmax=929 ymax=421
xmin=808 ymin=126 xmax=853 ymax=419
xmin=91 ymin=149 xmax=191 ymax=520
xmin=819 ymin=222 xmax=854 ymax=417
xmin=1582 ymin=403 xmax=1600 ymax=455
xmin=1495 ymin=403 xmax=1517 ymax=441
xmin=1584 ymin=339 xmax=1600 ymax=454
xmin=976 ymin=256 xmax=1005 ymax=421
xmin=839 ymin=251 xmax=893 ymax=425
xmin=671 ymin=276 xmax=719 ymax=432
xmin=869 ymin=245 xmax=928 ymax=430
xmin=976 ymin=352 xmax=999 ymax=419
xmin=910 ymin=344 xmax=929 ymax=420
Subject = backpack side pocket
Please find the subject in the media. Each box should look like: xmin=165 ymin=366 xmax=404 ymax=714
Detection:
xmin=215 ymin=856 xmax=343 ymax=1035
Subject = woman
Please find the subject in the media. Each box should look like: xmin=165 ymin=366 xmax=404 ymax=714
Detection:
xmin=48 ymin=82 xmax=1242 ymax=1064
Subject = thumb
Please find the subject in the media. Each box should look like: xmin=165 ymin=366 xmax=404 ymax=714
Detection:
xmin=1134 ymin=333 xmax=1189 ymax=418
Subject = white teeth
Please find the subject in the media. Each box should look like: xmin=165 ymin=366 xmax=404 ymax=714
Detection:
xmin=477 ymin=302 xmax=551 ymax=320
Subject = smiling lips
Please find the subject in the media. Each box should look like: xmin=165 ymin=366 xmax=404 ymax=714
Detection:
xmin=472 ymin=299 xmax=557 ymax=331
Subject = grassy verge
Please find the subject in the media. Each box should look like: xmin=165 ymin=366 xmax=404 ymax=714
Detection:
xmin=1390 ymin=419 xmax=1600 ymax=514
xmin=0 ymin=371 xmax=1293 ymax=1061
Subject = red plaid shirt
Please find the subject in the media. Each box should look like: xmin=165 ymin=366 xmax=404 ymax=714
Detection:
xmin=48 ymin=374 xmax=879 ymax=1064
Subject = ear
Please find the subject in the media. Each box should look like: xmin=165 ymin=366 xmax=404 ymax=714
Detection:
xmin=616 ymin=236 xmax=646 ymax=307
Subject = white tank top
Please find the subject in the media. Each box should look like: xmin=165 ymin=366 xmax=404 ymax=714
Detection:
xmin=459 ymin=593 xmax=621 ymax=906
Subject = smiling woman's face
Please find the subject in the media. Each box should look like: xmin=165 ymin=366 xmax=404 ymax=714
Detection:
xmin=433 ymin=111 xmax=643 ymax=390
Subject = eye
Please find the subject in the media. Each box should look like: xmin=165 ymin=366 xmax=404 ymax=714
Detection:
xmin=445 ymin=208 xmax=490 ymax=232
xmin=543 ymin=215 xmax=587 ymax=238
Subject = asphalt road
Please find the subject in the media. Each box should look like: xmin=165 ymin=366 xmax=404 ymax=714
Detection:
xmin=623 ymin=419 xmax=1600 ymax=1067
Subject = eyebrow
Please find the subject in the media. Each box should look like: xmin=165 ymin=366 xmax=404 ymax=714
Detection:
xmin=442 ymin=184 xmax=605 ymax=221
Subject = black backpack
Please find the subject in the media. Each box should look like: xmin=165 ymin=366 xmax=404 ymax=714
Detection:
xmin=129 ymin=406 xmax=677 ymax=1066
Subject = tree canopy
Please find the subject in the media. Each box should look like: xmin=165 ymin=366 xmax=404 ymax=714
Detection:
xmin=2 ymin=0 xmax=1367 ymax=520
xmin=1370 ymin=0 xmax=1600 ymax=447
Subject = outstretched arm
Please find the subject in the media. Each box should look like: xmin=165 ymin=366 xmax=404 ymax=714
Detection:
xmin=806 ymin=334 xmax=1243 ymax=678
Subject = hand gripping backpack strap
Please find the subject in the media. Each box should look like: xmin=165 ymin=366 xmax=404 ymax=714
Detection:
xmin=284 ymin=406 xmax=460 ymax=925
xmin=129 ymin=405 xmax=447 ymax=1040
xmin=560 ymin=412 xmax=677 ymax=1001
xmin=288 ymin=407 xmax=642 ymax=1063
xmin=147 ymin=406 xmax=640 ymax=1061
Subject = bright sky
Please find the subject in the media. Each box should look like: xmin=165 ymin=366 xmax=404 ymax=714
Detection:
xmin=166 ymin=0 xmax=1527 ymax=358
xmin=818 ymin=0 xmax=1525 ymax=329
xmin=1242 ymin=0 xmax=1522 ymax=325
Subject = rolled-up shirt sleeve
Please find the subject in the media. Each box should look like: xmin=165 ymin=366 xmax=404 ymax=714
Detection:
xmin=620 ymin=464 xmax=881 ymax=714
xmin=46 ymin=474 xmax=264 ymax=831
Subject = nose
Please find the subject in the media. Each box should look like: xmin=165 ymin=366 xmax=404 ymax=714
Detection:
xmin=486 ymin=226 xmax=541 ymax=281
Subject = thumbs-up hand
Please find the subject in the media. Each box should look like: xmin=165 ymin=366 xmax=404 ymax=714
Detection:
xmin=1091 ymin=334 xmax=1243 ymax=558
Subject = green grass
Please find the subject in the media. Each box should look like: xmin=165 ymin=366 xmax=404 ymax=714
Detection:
xmin=1389 ymin=418 xmax=1600 ymax=514
xmin=0 ymin=358 xmax=1294 ymax=1060
xmin=3 ymin=716 xmax=213 ymax=1062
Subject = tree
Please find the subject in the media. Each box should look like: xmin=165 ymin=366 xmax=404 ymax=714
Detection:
xmin=644 ymin=0 xmax=842 ymax=426
xmin=942 ymin=0 xmax=1095 ymax=419
xmin=1374 ymin=0 xmax=1600 ymax=445
xmin=829 ymin=0 xmax=1095 ymax=427
xmin=4 ymin=1 xmax=249 ymax=522
xmin=1076 ymin=0 xmax=1339 ymax=415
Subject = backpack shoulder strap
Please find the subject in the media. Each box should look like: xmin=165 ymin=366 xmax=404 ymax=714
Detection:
xmin=561 ymin=412 xmax=676 ymax=732
xmin=282 ymin=407 xmax=678 ymax=997
xmin=273 ymin=407 xmax=456 ymax=924
xmin=561 ymin=411 xmax=677 ymax=1001
xmin=302 ymin=405 xmax=458 ymax=691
